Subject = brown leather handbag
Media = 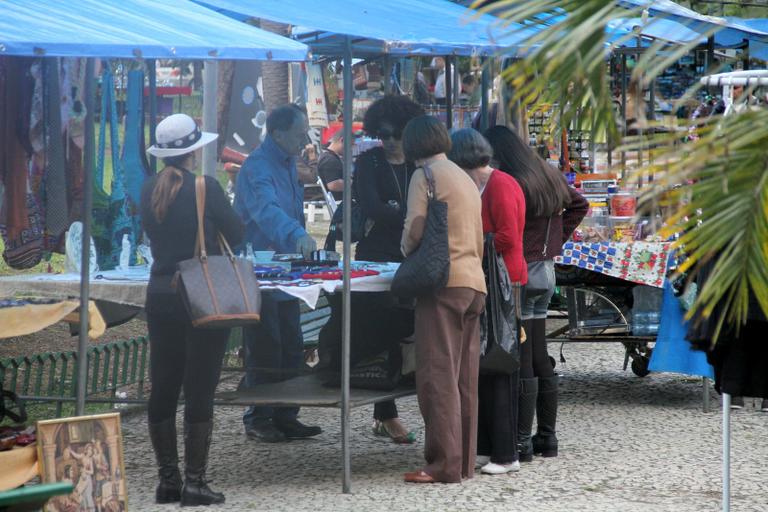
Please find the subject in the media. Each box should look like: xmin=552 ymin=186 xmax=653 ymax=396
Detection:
xmin=175 ymin=176 xmax=261 ymax=328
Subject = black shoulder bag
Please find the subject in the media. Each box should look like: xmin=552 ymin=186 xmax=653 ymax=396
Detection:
xmin=391 ymin=164 xmax=450 ymax=297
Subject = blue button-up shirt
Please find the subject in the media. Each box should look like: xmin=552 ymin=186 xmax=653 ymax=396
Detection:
xmin=234 ymin=135 xmax=306 ymax=253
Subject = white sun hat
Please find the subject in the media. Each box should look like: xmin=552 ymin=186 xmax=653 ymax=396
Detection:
xmin=146 ymin=113 xmax=218 ymax=158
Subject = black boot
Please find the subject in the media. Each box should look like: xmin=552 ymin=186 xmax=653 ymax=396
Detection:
xmin=532 ymin=375 xmax=559 ymax=457
xmin=518 ymin=377 xmax=538 ymax=463
xmin=181 ymin=421 xmax=225 ymax=507
xmin=148 ymin=418 xmax=182 ymax=504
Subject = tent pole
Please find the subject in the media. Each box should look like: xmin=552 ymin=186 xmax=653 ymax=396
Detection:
xmin=76 ymin=58 xmax=96 ymax=417
xmin=148 ymin=59 xmax=158 ymax=173
xmin=341 ymin=36 xmax=354 ymax=495
xmin=722 ymin=393 xmax=731 ymax=512
xmin=202 ymin=61 xmax=218 ymax=177
xmin=480 ymin=56 xmax=489 ymax=131
xmin=445 ymin=56 xmax=453 ymax=130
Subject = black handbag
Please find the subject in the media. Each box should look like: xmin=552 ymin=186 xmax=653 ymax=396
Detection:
xmin=480 ymin=234 xmax=522 ymax=375
xmin=525 ymin=216 xmax=552 ymax=296
xmin=174 ymin=176 xmax=262 ymax=329
xmin=391 ymin=164 xmax=450 ymax=297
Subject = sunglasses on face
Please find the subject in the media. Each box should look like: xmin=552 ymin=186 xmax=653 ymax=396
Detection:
xmin=378 ymin=128 xmax=402 ymax=140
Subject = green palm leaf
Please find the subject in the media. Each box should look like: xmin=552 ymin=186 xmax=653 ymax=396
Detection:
xmin=471 ymin=0 xmax=768 ymax=342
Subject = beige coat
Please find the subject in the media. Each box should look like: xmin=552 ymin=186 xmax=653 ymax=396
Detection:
xmin=401 ymin=158 xmax=486 ymax=294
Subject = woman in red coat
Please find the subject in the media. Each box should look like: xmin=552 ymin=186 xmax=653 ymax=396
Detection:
xmin=449 ymin=128 xmax=527 ymax=475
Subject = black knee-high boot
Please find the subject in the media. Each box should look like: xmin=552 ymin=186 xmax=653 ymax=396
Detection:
xmin=517 ymin=376 xmax=538 ymax=463
xmin=181 ymin=421 xmax=225 ymax=507
xmin=148 ymin=418 xmax=182 ymax=504
xmin=533 ymin=374 xmax=559 ymax=457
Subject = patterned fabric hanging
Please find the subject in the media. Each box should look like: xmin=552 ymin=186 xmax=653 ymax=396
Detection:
xmin=42 ymin=57 xmax=70 ymax=243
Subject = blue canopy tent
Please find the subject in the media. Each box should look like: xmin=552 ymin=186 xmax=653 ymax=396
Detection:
xmin=618 ymin=0 xmax=768 ymax=48
xmin=0 ymin=0 xmax=310 ymax=60
xmin=197 ymin=0 xmax=535 ymax=57
xmin=0 ymin=0 xmax=309 ymax=420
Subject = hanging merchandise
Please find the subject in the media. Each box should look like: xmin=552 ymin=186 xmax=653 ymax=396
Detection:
xmin=42 ymin=58 xmax=70 ymax=245
xmin=64 ymin=58 xmax=88 ymax=224
xmin=93 ymin=64 xmax=134 ymax=270
xmin=122 ymin=69 xmax=148 ymax=210
xmin=0 ymin=57 xmax=44 ymax=270
xmin=0 ymin=57 xmax=32 ymax=240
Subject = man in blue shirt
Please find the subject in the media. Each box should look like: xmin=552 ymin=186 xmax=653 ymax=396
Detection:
xmin=234 ymin=104 xmax=321 ymax=442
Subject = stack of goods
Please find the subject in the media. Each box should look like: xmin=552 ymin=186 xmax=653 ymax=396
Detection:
xmin=573 ymin=180 xmax=661 ymax=244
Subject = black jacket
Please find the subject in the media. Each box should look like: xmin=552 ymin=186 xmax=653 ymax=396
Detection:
xmin=140 ymin=169 xmax=243 ymax=294
xmin=353 ymin=147 xmax=414 ymax=263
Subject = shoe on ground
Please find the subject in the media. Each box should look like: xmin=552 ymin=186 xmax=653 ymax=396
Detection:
xmin=730 ymin=396 xmax=744 ymax=410
xmin=761 ymin=399 xmax=768 ymax=412
xmin=480 ymin=461 xmax=520 ymax=475
xmin=403 ymin=470 xmax=435 ymax=484
xmin=273 ymin=418 xmax=322 ymax=439
xmin=475 ymin=455 xmax=490 ymax=469
xmin=245 ymin=421 xmax=287 ymax=443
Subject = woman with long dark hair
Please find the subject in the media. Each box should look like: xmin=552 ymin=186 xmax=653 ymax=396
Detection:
xmin=484 ymin=125 xmax=588 ymax=463
xmin=141 ymin=114 xmax=243 ymax=506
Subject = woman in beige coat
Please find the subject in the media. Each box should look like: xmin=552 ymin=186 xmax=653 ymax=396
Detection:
xmin=400 ymin=116 xmax=487 ymax=484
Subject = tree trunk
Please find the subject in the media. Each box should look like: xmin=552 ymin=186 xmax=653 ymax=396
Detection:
xmin=258 ymin=19 xmax=291 ymax=112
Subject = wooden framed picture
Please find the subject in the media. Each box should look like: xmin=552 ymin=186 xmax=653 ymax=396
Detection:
xmin=36 ymin=412 xmax=127 ymax=512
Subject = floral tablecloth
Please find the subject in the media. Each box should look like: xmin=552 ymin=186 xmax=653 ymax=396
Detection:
xmin=554 ymin=241 xmax=672 ymax=288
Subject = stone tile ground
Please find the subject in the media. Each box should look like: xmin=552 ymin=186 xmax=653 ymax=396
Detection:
xmin=121 ymin=343 xmax=768 ymax=511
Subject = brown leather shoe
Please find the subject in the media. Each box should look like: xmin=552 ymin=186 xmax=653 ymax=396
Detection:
xmin=403 ymin=470 xmax=435 ymax=484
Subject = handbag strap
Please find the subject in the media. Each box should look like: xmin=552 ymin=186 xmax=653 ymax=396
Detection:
xmin=194 ymin=176 xmax=236 ymax=260
xmin=542 ymin=216 xmax=552 ymax=257
xmin=421 ymin=164 xmax=437 ymax=199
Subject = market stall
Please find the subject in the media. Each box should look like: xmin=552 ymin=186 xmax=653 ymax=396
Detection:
xmin=0 ymin=1 xmax=310 ymax=506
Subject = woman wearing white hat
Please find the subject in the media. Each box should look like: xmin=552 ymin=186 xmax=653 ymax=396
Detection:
xmin=141 ymin=114 xmax=243 ymax=507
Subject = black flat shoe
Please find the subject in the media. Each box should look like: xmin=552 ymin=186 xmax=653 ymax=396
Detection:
xmin=245 ymin=422 xmax=288 ymax=443
xmin=273 ymin=419 xmax=322 ymax=439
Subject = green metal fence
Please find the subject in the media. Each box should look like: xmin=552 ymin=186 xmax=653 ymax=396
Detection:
xmin=1 ymin=302 xmax=332 ymax=418
xmin=0 ymin=337 xmax=149 ymax=417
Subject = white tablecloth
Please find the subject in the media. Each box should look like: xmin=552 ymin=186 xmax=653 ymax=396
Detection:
xmin=0 ymin=263 xmax=398 ymax=310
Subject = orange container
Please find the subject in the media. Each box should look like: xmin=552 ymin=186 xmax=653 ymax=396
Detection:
xmin=610 ymin=193 xmax=637 ymax=217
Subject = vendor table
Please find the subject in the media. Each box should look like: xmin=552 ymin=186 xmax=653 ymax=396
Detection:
xmin=0 ymin=263 xmax=398 ymax=310
xmin=553 ymin=240 xmax=713 ymax=410
xmin=0 ymin=263 xmax=415 ymax=411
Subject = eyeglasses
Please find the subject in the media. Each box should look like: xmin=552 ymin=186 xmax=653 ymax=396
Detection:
xmin=378 ymin=128 xmax=402 ymax=141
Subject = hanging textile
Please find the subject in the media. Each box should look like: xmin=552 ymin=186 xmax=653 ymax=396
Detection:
xmin=0 ymin=57 xmax=44 ymax=270
xmin=42 ymin=58 xmax=70 ymax=243
xmin=0 ymin=57 xmax=31 ymax=239
xmin=64 ymin=58 xmax=87 ymax=224
xmin=121 ymin=69 xmax=148 ymax=211
xmin=93 ymin=65 xmax=133 ymax=270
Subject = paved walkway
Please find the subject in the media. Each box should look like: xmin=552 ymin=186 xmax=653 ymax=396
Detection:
xmin=121 ymin=343 xmax=768 ymax=511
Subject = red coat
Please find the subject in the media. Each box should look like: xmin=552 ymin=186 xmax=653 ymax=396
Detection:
xmin=481 ymin=170 xmax=527 ymax=284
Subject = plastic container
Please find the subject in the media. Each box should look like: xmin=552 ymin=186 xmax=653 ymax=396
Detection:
xmin=632 ymin=286 xmax=663 ymax=336
xmin=610 ymin=193 xmax=637 ymax=217
xmin=609 ymin=216 xmax=636 ymax=242
xmin=577 ymin=217 xmax=611 ymax=243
